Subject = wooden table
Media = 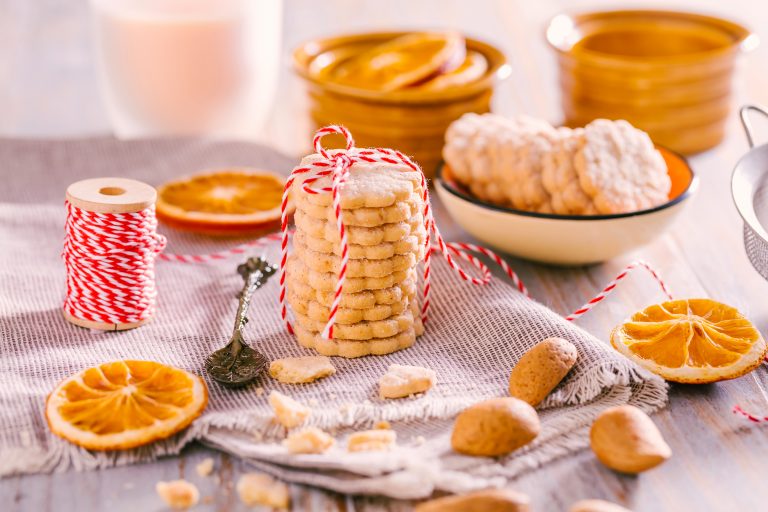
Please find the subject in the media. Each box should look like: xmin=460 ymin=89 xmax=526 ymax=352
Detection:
xmin=3 ymin=0 xmax=768 ymax=510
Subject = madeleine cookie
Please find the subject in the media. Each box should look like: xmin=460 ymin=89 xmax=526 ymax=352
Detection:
xmin=294 ymin=151 xmax=423 ymax=208
xmin=293 ymin=242 xmax=419 ymax=278
xmin=574 ymin=119 xmax=670 ymax=214
xmin=542 ymin=128 xmax=598 ymax=215
xmin=287 ymin=255 xmax=412 ymax=293
xmin=288 ymin=272 xmax=417 ymax=309
xmin=294 ymin=325 xmax=416 ymax=358
xmin=287 ymin=290 xmax=408 ymax=324
xmin=293 ymin=310 xmax=415 ymax=340
xmin=294 ymin=210 xmax=424 ymax=245
xmin=295 ymin=192 xmax=423 ymax=227
xmin=294 ymin=228 xmax=426 ymax=260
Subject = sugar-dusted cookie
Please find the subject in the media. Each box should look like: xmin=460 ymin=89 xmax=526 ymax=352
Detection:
xmin=574 ymin=119 xmax=670 ymax=214
xmin=541 ymin=128 xmax=598 ymax=215
xmin=294 ymin=150 xmax=423 ymax=208
xmin=295 ymin=192 xmax=423 ymax=227
xmin=294 ymin=325 xmax=416 ymax=358
xmin=288 ymin=272 xmax=417 ymax=309
xmin=294 ymin=210 xmax=424 ymax=245
xmin=293 ymin=310 xmax=414 ymax=340
xmin=287 ymin=255 xmax=413 ymax=294
xmin=294 ymin=228 xmax=426 ymax=260
xmin=501 ymin=130 xmax=557 ymax=213
xmin=287 ymin=290 xmax=408 ymax=324
xmin=293 ymin=240 xmax=419 ymax=278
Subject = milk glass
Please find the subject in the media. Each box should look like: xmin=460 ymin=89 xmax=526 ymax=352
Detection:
xmin=90 ymin=0 xmax=282 ymax=139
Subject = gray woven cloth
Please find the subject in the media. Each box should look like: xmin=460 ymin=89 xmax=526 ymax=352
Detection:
xmin=0 ymin=137 xmax=668 ymax=498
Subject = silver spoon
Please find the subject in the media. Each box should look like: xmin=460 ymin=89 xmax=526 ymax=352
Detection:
xmin=205 ymin=256 xmax=276 ymax=387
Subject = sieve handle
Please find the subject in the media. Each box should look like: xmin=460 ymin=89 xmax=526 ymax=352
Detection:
xmin=740 ymin=104 xmax=768 ymax=148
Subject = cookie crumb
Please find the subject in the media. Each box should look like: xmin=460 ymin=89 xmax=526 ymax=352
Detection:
xmin=255 ymin=387 xmax=264 ymax=397
xmin=269 ymin=391 xmax=310 ymax=428
xmin=375 ymin=421 xmax=391 ymax=430
xmin=155 ymin=479 xmax=200 ymax=509
xmin=195 ymin=457 xmax=214 ymax=477
xmin=348 ymin=429 xmax=397 ymax=452
xmin=236 ymin=473 xmax=289 ymax=509
xmin=284 ymin=427 xmax=335 ymax=454
xmin=269 ymin=356 xmax=336 ymax=384
xmin=379 ymin=364 xmax=436 ymax=399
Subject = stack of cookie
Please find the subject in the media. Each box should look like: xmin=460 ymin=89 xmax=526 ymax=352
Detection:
xmin=286 ymin=151 xmax=426 ymax=358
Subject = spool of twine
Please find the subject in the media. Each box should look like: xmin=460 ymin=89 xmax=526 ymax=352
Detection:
xmin=63 ymin=177 xmax=165 ymax=331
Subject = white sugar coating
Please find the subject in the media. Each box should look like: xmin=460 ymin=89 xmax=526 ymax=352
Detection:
xmin=542 ymin=127 xmax=598 ymax=215
xmin=575 ymin=119 xmax=671 ymax=214
xmin=294 ymin=150 xmax=423 ymax=208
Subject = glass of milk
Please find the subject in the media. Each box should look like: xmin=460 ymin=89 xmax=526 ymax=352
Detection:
xmin=90 ymin=0 xmax=282 ymax=139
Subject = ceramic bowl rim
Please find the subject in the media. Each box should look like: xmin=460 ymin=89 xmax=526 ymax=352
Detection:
xmin=435 ymin=148 xmax=698 ymax=221
xmin=545 ymin=9 xmax=755 ymax=65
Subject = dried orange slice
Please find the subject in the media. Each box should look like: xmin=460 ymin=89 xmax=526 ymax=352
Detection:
xmin=156 ymin=169 xmax=288 ymax=235
xmin=332 ymin=32 xmax=465 ymax=91
xmin=419 ymin=51 xmax=488 ymax=91
xmin=46 ymin=360 xmax=208 ymax=451
xmin=611 ymin=299 xmax=766 ymax=384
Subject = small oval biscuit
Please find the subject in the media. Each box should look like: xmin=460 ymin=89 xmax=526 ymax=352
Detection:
xmin=415 ymin=488 xmax=530 ymax=512
xmin=590 ymin=405 xmax=671 ymax=474
xmin=509 ymin=337 xmax=578 ymax=407
xmin=451 ymin=397 xmax=540 ymax=457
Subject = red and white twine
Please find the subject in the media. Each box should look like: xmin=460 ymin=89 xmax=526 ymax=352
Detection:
xmin=63 ymin=202 xmax=167 ymax=325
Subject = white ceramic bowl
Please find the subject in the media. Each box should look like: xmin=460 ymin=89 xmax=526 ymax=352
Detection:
xmin=435 ymin=147 xmax=697 ymax=265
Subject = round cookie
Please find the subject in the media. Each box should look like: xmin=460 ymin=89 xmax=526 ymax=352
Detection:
xmin=294 ymin=228 xmax=426 ymax=260
xmin=501 ymin=130 xmax=557 ymax=213
xmin=294 ymin=325 xmax=416 ymax=358
xmin=293 ymin=240 xmax=420 ymax=278
xmin=288 ymin=273 xmax=417 ymax=310
xmin=293 ymin=310 xmax=414 ymax=340
xmin=295 ymin=192 xmax=423 ymax=227
xmin=294 ymin=150 xmax=423 ymax=209
xmin=574 ymin=119 xmax=670 ymax=214
xmin=288 ymin=290 xmax=409 ymax=324
xmin=541 ymin=128 xmax=598 ymax=215
xmin=287 ymin=255 xmax=413 ymax=293
xmin=294 ymin=210 xmax=425 ymax=245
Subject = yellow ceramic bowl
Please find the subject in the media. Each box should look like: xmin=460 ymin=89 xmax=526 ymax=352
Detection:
xmin=293 ymin=32 xmax=509 ymax=177
xmin=546 ymin=10 xmax=756 ymax=154
xmin=436 ymin=147 xmax=697 ymax=266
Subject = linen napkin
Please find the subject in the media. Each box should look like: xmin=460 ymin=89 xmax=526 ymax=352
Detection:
xmin=0 ymin=137 xmax=667 ymax=497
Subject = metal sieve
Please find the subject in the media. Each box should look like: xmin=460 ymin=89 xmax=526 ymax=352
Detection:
xmin=733 ymin=105 xmax=768 ymax=280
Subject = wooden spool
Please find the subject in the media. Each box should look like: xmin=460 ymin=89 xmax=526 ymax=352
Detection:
xmin=64 ymin=177 xmax=158 ymax=331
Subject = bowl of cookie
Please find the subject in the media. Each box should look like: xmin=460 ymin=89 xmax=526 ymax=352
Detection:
xmin=435 ymin=114 xmax=697 ymax=265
